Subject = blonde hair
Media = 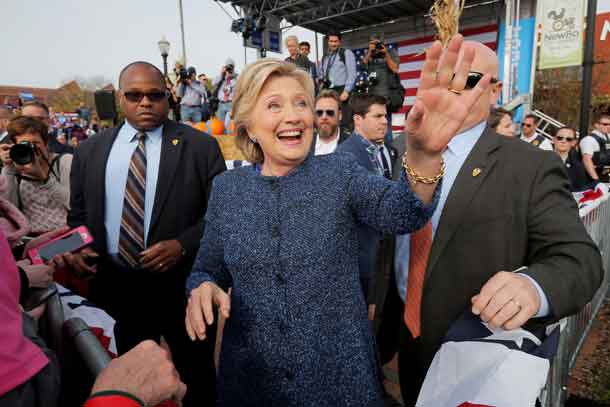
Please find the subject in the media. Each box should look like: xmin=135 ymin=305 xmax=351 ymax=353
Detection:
xmin=233 ymin=58 xmax=315 ymax=163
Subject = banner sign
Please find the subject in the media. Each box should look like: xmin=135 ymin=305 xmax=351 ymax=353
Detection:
xmin=538 ymin=0 xmax=586 ymax=69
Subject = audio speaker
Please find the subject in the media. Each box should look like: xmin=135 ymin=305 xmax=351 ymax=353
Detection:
xmin=94 ymin=90 xmax=117 ymax=121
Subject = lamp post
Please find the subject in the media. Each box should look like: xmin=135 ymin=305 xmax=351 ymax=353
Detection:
xmin=158 ymin=36 xmax=170 ymax=77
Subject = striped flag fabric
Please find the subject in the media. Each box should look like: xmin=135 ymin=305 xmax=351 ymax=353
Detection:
xmin=416 ymin=310 xmax=560 ymax=407
xmin=352 ymin=24 xmax=498 ymax=132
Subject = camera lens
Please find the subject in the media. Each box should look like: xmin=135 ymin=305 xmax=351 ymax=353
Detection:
xmin=9 ymin=142 xmax=36 ymax=166
xmin=375 ymin=41 xmax=384 ymax=50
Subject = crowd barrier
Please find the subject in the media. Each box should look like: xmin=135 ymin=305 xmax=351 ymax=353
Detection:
xmin=541 ymin=192 xmax=610 ymax=406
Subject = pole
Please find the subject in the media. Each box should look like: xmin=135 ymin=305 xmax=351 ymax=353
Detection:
xmin=315 ymin=31 xmax=320 ymax=65
xmin=178 ymin=0 xmax=187 ymax=66
xmin=579 ymin=0 xmax=597 ymax=138
xmin=162 ymin=54 xmax=168 ymax=77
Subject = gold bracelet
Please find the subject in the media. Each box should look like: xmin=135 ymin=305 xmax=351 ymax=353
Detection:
xmin=402 ymin=154 xmax=445 ymax=185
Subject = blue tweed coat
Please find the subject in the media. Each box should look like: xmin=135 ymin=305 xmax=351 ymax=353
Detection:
xmin=187 ymin=151 xmax=438 ymax=406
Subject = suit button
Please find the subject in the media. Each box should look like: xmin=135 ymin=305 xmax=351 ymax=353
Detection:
xmin=271 ymin=226 xmax=280 ymax=238
xmin=276 ymin=273 xmax=285 ymax=285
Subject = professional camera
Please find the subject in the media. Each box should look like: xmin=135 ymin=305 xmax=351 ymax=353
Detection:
xmin=9 ymin=141 xmax=38 ymax=166
xmin=179 ymin=67 xmax=189 ymax=81
xmin=373 ymin=41 xmax=386 ymax=56
xmin=367 ymin=71 xmax=379 ymax=86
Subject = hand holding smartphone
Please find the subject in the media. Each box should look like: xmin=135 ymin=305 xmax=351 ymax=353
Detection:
xmin=28 ymin=226 xmax=94 ymax=265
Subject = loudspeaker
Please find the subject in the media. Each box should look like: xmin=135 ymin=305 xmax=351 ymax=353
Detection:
xmin=94 ymin=90 xmax=117 ymax=121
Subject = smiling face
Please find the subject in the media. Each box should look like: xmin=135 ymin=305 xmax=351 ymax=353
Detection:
xmin=247 ymin=75 xmax=314 ymax=175
xmin=286 ymin=38 xmax=299 ymax=58
xmin=119 ymin=64 xmax=169 ymax=131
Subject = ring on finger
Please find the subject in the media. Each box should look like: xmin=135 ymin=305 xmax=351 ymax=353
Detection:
xmin=448 ymin=88 xmax=462 ymax=95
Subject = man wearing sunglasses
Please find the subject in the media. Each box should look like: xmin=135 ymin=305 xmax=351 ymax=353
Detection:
xmin=374 ymin=39 xmax=601 ymax=406
xmin=553 ymin=126 xmax=591 ymax=192
xmin=312 ymin=90 xmax=350 ymax=155
xmin=58 ymin=61 xmax=226 ymax=407
xmin=580 ymin=113 xmax=610 ymax=182
xmin=519 ymin=114 xmax=553 ymax=151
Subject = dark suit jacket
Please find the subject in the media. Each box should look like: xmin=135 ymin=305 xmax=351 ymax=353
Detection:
xmin=336 ymin=132 xmax=397 ymax=303
xmin=378 ymin=126 xmax=603 ymax=367
xmin=68 ymin=120 xmax=226 ymax=313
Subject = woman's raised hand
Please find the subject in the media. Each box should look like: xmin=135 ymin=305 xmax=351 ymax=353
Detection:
xmin=186 ymin=282 xmax=231 ymax=341
xmin=405 ymin=34 xmax=492 ymax=156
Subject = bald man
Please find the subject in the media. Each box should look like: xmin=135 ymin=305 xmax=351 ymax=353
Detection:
xmin=373 ymin=39 xmax=602 ymax=405
xmin=63 ymin=61 xmax=226 ymax=406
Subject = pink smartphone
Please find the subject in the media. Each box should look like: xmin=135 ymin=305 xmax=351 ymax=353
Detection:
xmin=28 ymin=226 xmax=94 ymax=265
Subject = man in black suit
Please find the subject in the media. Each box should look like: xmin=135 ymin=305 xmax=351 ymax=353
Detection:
xmin=336 ymin=93 xmax=397 ymax=306
xmin=311 ymin=89 xmax=350 ymax=156
xmin=57 ymin=61 xmax=226 ymax=406
xmin=375 ymin=40 xmax=602 ymax=406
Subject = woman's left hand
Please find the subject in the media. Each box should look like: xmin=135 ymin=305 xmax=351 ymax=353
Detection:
xmin=404 ymin=34 xmax=492 ymax=157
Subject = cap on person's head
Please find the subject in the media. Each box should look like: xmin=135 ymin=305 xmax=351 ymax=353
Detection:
xmin=369 ymin=32 xmax=384 ymax=42
xmin=225 ymin=58 xmax=236 ymax=67
xmin=187 ymin=67 xmax=196 ymax=76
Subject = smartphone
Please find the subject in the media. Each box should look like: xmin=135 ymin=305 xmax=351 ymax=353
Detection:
xmin=28 ymin=226 xmax=94 ymax=265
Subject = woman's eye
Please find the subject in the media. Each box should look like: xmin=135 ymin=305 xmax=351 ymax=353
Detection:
xmin=269 ymin=102 xmax=281 ymax=112
xmin=295 ymin=100 xmax=308 ymax=109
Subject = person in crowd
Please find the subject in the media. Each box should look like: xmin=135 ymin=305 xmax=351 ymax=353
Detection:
xmin=56 ymin=61 xmax=225 ymax=407
xmin=554 ymin=126 xmax=591 ymax=192
xmin=76 ymin=102 xmax=91 ymax=123
xmin=70 ymin=136 xmax=80 ymax=148
xmin=488 ymin=106 xmax=516 ymax=137
xmin=213 ymin=58 xmax=239 ymax=123
xmin=0 ymin=117 xmax=72 ymax=235
xmin=0 ymin=106 xmax=13 ymax=145
xmin=337 ymin=93 xmax=397 ymax=311
xmin=362 ymin=32 xmax=401 ymax=133
xmin=284 ymin=35 xmax=310 ymax=71
xmin=185 ymin=35 xmax=492 ymax=405
xmin=371 ymin=39 xmax=602 ymax=407
xmin=20 ymin=101 xmax=73 ymax=154
xmin=312 ymin=89 xmax=350 ymax=155
xmin=165 ymin=76 xmax=180 ymax=121
xmin=176 ymin=66 xmax=207 ymax=124
xmin=520 ymin=113 xmax=553 ymax=150
xmin=84 ymin=340 xmax=187 ymax=407
xmin=319 ymin=32 xmax=357 ymax=130
xmin=580 ymin=113 xmax=610 ymax=182
xmin=56 ymin=133 xmax=67 ymax=145
xmin=299 ymin=41 xmax=318 ymax=83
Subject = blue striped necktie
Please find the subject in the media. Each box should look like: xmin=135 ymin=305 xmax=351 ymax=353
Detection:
xmin=118 ymin=131 xmax=147 ymax=268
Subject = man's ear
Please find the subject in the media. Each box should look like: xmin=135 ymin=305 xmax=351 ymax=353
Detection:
xmin=491 ymin=81 xmax=503 ymax=106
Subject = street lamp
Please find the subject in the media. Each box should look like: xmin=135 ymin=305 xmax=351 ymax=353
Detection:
xmin=158 ymin=36 xmax=170 ymax=77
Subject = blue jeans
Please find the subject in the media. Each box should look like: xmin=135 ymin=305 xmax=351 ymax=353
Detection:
xmin=180 ymin=105 xmax=202 ymax=123
xmin=217 ymin=101 xmax=232 ymax=123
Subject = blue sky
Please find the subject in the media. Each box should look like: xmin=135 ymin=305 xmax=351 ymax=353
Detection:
xmin=1 ymin=0 xmax=319 ymax=88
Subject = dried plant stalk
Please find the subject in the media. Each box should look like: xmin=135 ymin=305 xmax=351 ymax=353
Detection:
xmin=430 ymin=0 xmax=465 ymax=48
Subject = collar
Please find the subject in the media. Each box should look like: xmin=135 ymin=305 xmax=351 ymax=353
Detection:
xmin=445 ymin=121 xmax=486 ymax=157
xmin=520 ymin=132 xmax=538 ymax=143
xmin=120 ymin=120 xmax=164 ymax=145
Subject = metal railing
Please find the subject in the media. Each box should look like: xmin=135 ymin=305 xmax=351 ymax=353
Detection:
xmin=531 ymin=109 xmax=569 ymax=141
xmin=541 ymin=195 xmax=610 ymax=407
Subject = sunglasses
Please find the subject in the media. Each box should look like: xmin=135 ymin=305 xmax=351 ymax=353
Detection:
xmin=123 ymin=91 xmax=168 ymax=103
xmin=450 ymin=71 xmax=499 ymax=89
xmin=316 ymin=109 xmax=336 ymax=118
xmin=555 ymin=136 xmax=575 ymax=142
xmin=599 ymin=122 xmax=610 ymax=126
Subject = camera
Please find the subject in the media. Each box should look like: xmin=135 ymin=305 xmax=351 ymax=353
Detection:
xmin=9 ymin=142 xmax=38 ymax=166
xmin=375 ymin=41 xmax=384 ymax=50
xmin=179 ymin=67 xmax=189 ymax=81
xmin=368 ymin=71 xmax=378 ymax=86
xmin=321 ymin=79 xmax=332 ymax=89
xmin=225 ymin=65 xmax=234 ymax=75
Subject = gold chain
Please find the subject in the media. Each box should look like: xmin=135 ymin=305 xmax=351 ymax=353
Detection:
xmin=402 ymin=154 xmax=445 ymax=185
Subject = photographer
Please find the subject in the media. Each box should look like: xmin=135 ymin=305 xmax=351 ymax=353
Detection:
xmin=0 ymin=117 xmax=72 ymax=235
xmin=175 ymin=66 xmax=207 ymax=123
xmin=362 ymin=33 xmax=402 ymax=130
xmin=212 ymin=58 xmax=238 ymax=123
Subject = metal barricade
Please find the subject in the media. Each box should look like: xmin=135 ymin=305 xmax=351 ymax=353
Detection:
xmin=542 ymin=196 xmax=610 ymax=407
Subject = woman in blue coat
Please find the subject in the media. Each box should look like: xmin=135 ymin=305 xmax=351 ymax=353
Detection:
xmin=186 ymin=35 xmax=492 ymax=406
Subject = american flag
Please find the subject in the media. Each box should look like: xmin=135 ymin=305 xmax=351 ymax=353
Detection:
xmin=352 ymin=24 xmax=499 ymax=132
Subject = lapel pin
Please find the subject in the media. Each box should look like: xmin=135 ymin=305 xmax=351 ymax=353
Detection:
xmin=472 ymin=168 xmax=482 ymax=177
xmin=172 ymin=138 xmax=180 ymax=146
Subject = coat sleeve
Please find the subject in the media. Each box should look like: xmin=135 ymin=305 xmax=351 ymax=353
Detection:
xmin=186 ymin=178 xmax=232 ymax=295
xmin=342 ymin=152 xmax=440 ymax=235
xmin=67 ymin=147 xmax=86 ymax=228
xmin=175 ymin=136 xmax=226 ymax=258
xmin=523 ymin=152 xmax=603 ymax=318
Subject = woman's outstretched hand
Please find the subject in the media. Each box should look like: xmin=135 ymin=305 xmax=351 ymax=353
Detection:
xmin=186 ymin=282 xmax=231 ymax=341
